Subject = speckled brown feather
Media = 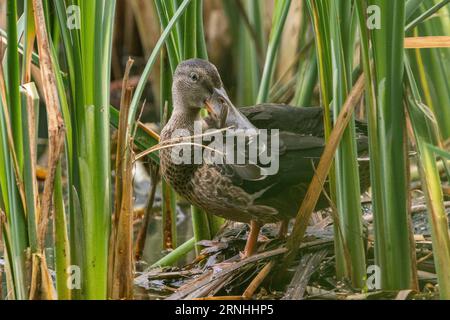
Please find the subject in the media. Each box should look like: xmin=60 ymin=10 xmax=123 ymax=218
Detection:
xmin=160 ymin=104 xmax=370 ymax=225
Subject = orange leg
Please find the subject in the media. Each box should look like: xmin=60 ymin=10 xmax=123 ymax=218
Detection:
xmin=243 ymin=220 xmax=261 ymax=258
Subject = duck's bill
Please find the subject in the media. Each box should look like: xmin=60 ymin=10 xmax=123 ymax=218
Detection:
xmin=204 ymin=87 xmax=256 ymax=130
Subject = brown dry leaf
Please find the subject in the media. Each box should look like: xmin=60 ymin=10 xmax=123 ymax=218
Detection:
xmin=405 ymin=36 xmax=450 ymax=48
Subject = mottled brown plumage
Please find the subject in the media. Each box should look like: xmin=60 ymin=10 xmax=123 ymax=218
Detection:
xmin=160 ymin=59 xmax=370 ymax=256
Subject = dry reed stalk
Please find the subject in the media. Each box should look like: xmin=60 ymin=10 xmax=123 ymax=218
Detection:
xmin=109 ymin=58 xmax=135 ymax=300
xmin=29 ymin=254 xmax=56 ymax=300
xmin=32 ymin=0 xmax=65 ymax=249
xmin=405 ymin=36 xmax=450 ymax=48
xmin=283 ymin=74 xmax=366 ymax=267
xmin=242 ymin=261 xmax=274 ymax=299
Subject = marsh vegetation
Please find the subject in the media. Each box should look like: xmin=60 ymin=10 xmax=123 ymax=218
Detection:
xmin=0 ymin=0 xmax=449 ymax=300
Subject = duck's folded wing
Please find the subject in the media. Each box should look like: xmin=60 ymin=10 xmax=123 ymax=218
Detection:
xmin=240 ymin=104 xmax=368 ymax=137
xmin=214 ymin=133 xmax=326 ymax=200
xmin=240 ymin=104 xmax=326 ymax=136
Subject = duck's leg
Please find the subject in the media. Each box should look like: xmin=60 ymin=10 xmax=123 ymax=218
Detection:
xmin=277 ymin=220 xmax=288 ymax=239
xmin=243 ymin=220 xmax=262 ymax=257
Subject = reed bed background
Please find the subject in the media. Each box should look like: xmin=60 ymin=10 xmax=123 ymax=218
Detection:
xmin=0 ymin=0 xmax=449 ymax=300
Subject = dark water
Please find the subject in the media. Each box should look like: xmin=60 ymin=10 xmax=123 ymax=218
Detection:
xmin=141 ymin=209 xmax=195 ymax=266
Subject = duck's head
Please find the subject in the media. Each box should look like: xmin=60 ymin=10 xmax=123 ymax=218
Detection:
xmin=173 ymin=59 xmax=255 ymax=130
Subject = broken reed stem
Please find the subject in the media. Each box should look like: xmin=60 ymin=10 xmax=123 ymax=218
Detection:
xmin=111 ymin=86 xmax=135 ymax=299
xmin=28 ymin=253 xmax=40 ymax=299
xmin=112 ymin=58 xmax=134 ymax=237
xmin=283 ymin=74 xmax=365 ymax=268
xmin=108 ymin=58 xmax=134 ymax=291
xmin=32 ymin=0 xmax=65 ymax=250
xmin=404 ymin=36 xmax=450 ymax=49
xmin=109 ymin=58 xmax=135 ymax=300
xmin=29 ymin=253 xmax=56 ymax=300
xmin=242 ymin=261 xmax=274 ymax=299
xmin=26 ymin=3 xmax=63 ymax=300
xmin=136 ymin=121 xmax=160 ymax=141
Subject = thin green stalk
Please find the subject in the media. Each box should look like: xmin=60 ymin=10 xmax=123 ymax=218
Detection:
xmin=52 ymin=0 xmax=118 ymax=299
xmin=405 ymin=0 xmax=450 ymax=32
xmin=405 ymin=58 xmax=450 ymax=299
xmin=406 ymin=0 xmax=427 ymax=20
xmin=256 ymin=0 xmax=292 ymax=103
xmin=20 ymin=83 xmax=39 ymax=254
xmin=54 ymin=163 xmax=71 ymax=300
xmin=2 ymin=0 xmax=28 ymax=300
xmin=293 ymin=53 xmax=317 ymax=107
xmin=51 ymin=1 xmax=84 ymax=299
xmin=306 ymin=1 xmax=338 ymax=273
xmin=370 ymin=0 xmax=414 ymax=289
xmin=172 ymin=0 xmax=186 ymax=52
xmin=81 ymin=0 xmax=115 ymax=299
xmin=329 ymin=0 xmax=366 ymax=287
xmin=250 ymin=0 xmax=266 ymax=57
xmin=306 ymin=0 xmax=333 ymax=138
xmin=154 ymin=0 xmax=182 ymax=71
xmin=151 ymin=237 xmax=196 ymax=268
xmin=208 ymin=215 xmax=225 ymax=238
xmin=0 ymin=93 xmax=27 ymax=300
xmin=191 ymin=206 xmax=211 ymax=254
xmin=68 ymin=187 xmax=86 ymax=299
xmin=413 ymin=1 xmax=450 ymax=139
xmin=183 ymin=0 xmax=198 ymax=59
xmin=196 ymin=0 xmax=208 ymax=60
xmin=356 ymin=0 xmax=384 ymax=285
xmin=236 ymin=1 xmax=260 ymax=105
xmin=6 ymin=0 xmax=23 ymax=166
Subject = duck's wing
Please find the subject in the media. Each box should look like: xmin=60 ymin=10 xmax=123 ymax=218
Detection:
xmin=204 ymin=104 xmax=367 ymax=137
xmin=213 ymin=131 xmax=326 ymax=199
xmin=240 ymin=104 xmax=326 ymax=136
xmin=203 ymin=104 xmax=369 ymax=219
xmin=240 ymin=104 xmax=368 ymax=137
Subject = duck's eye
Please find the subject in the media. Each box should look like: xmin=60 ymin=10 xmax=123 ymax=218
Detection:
xmin=189 ymin=72 xmax=199 ymax=82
